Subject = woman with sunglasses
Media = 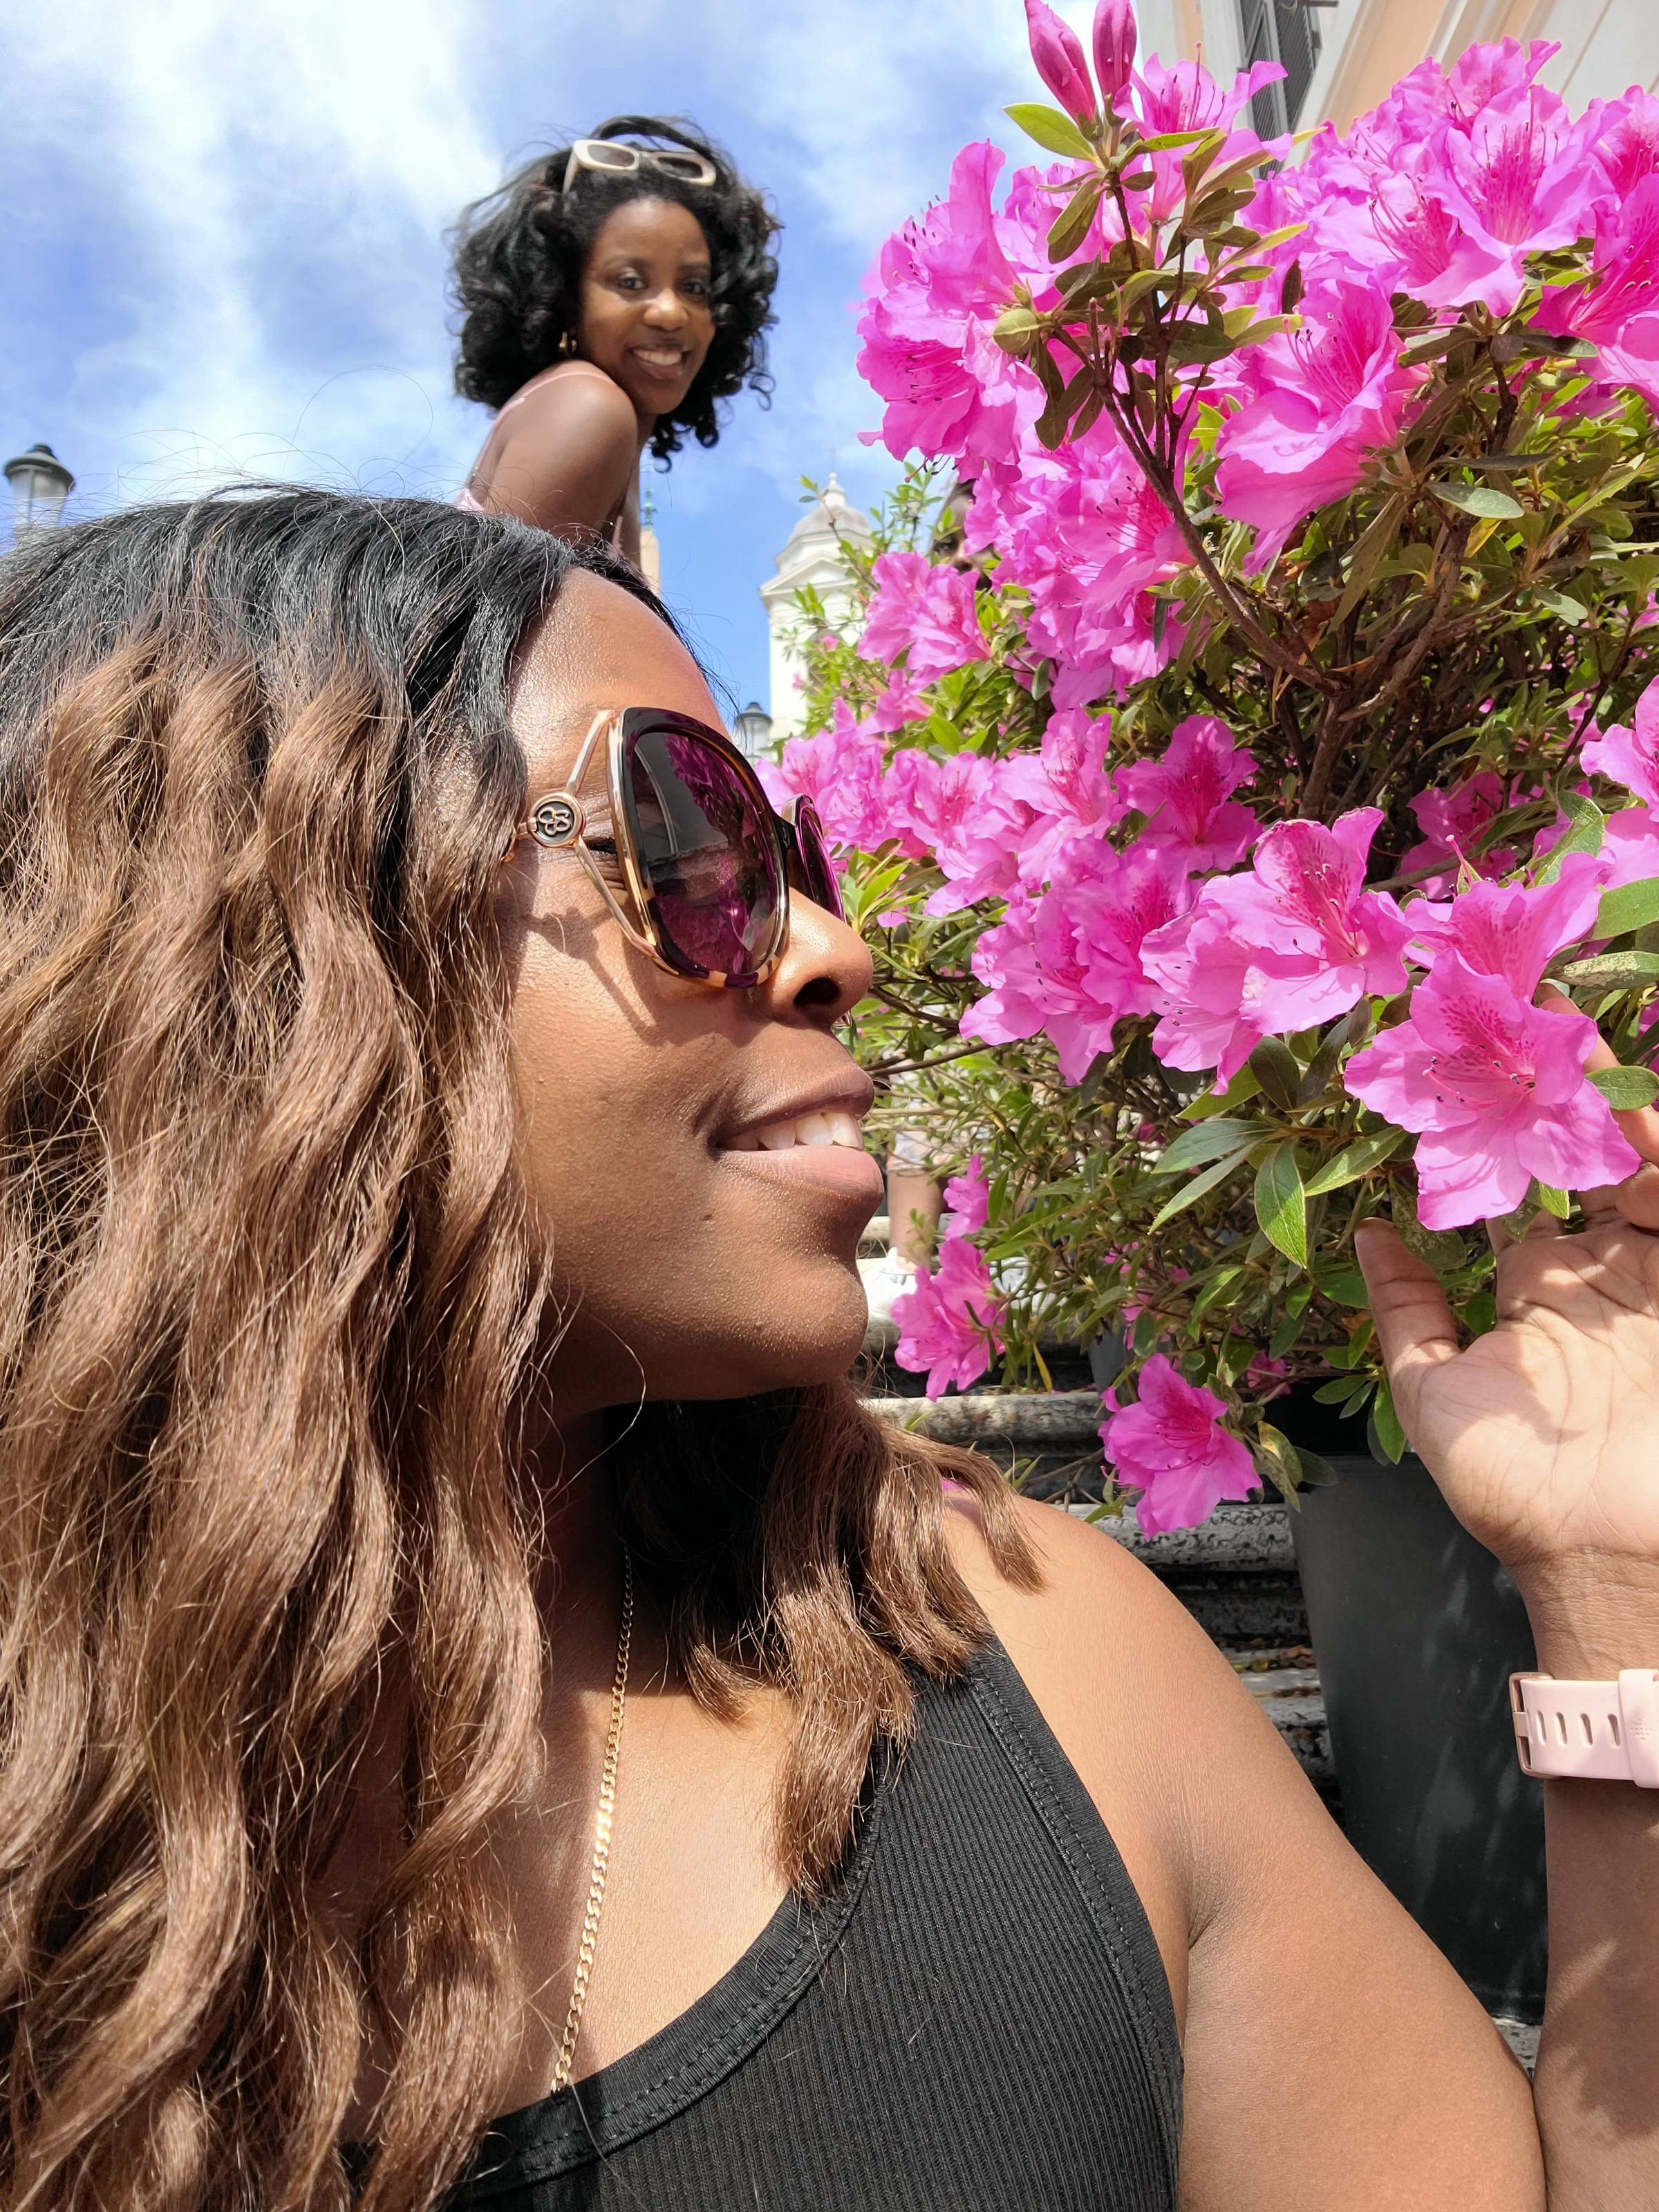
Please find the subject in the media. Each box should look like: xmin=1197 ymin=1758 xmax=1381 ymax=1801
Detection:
xmin=450 ymin=117 xmax=778 ymax=565
xmin=8 ymin=487 xmax=1659 ymax=2212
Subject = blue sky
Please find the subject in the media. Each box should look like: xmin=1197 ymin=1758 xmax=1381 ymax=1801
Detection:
xmin=0 ymin=0 xmax=1091 ymax=715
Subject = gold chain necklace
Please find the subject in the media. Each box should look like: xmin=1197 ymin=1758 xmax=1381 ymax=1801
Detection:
xmin=550 ymin=1545 xmax=633 ymax=2095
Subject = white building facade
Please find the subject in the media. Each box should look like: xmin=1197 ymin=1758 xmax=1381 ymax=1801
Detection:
xmin=1130 ymin=0 xmax=1656 ymax=135
xmin=758 ymin=476 xmax=873 ymax=742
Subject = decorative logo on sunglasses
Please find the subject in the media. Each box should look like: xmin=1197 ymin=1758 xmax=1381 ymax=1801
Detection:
xmin=528 ymin=795 xmax=581 ymax=847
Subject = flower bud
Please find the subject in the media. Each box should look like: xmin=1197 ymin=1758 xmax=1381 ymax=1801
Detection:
xmin=1022 ymin=0 xmax=1098 ymax=127
xmin=1091 ymin=0 xmax=1136 ymax=104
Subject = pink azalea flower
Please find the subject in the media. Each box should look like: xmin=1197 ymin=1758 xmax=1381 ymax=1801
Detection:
xmin=1344 ymin=955 xmax=1639 ymax=1228
xmin=1433 ymin=80 xmax=1602 ymax=315
xmin=1004 ymin=706 xmax=1125 ymax=883
xmin=1221 ymin=808 xmax=1416 ymax=1032
xmin=859 ymin=550 xmax=990 ymax=681
xmin=1140 ymin=895 xmax=1262 ymax=1085
xmin=867 ymin=668 xmax=930 ymax=733
xmin=1213 ymin=280 xmax=1425 ymax=566
xmin=1600 ymin=805 xmax=1659 ymax=890
xmin=759 ymin=704 xmax=890 ymax=853
xmin=1532 ymin=174 xmax=1659 ymax=412
xmin=1582 ymin=673 xmax=1659 ymax=806
xmin=961 ymin=894 xmax=1048 ymax=1049
xmin=1592 ymin=88 xmax=1659 ymax=203
xmin=1409 ymin=851 xmax=1608 ymax=997
xmin=1033 ymin=843 xmax=1197 ymax=1081
xmin=1116 ymin=715 xmax=1257 ymax=870
xmin=909 ymin=753 xmax=1040 ymax=915
xmin=1100 ymin=1355 xmax=1259 ymax=1535
xmin=891 ymin=1231 xmax=1006 ymax=1397
xmin=856 ymin=143 xmax=1042 ymax=471
xmin=1125 ymin=52 xmax=1286 ymax=225
xmin=1399 ymin=771 xmax=1513 ymax=892
xmin=941 ymin=1153 xmax=990 ymax=1233
xmin=877 ymin=747 xmax=945 ymax=861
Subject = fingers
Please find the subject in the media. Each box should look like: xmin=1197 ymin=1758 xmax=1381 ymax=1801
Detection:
xmin=1618 ymin=1163 xmax=1659 ymax=1231
xmin=1355 ymin=1221 xmax=1460 ymax=1438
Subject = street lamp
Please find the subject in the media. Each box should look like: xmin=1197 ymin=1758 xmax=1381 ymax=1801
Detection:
xmin=733 ymin=700 xmax=774 ymax=758
xmin=4 ymin=444 xmax=75 ymax=534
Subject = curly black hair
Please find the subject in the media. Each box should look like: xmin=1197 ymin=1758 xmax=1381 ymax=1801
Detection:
xmin=451 ymin=115 xmax=780 ymax=465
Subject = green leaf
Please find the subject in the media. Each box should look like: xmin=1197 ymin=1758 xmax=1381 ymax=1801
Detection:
xmin=1248 ymin=1035 xmax=1302 ymax=1112
xmin=1301 ymin=1127 xmax=1405 ymax=1196
xmin=1300 ymin=1004 xmax=1374 ymax=1104
xmin=1368 ymin=1380 xmax=1407 ymax=1465
xmin=1131 ymin=1308 xmax=1162 ymax=1357
xmin=1269 ymin=1284 xmax=1312 ymax=1359
xmin=1559 ymin=950 xmax=1659 ymax=988
xmin=1538 ymin=789 xmax=1604 ymax=879
xmin=1253 ymin=1421 xmax=1303 ymax=1506
xmin=1595 ymin=874 xmax=1659 ymax=940
xmin=1332 ymin=494 xmax=1406 ymax=626
xmin=1296 ymin=1448 xmax=1339 ymax=1488
xmin=1314 ymin=1375 xmax=1369 ymax=1405
xmin=1253 ymin=1143 xmax=1309 ymax=1268
xmin=1147 ymin=1149 xmax=1253 ymax=1231
xmin=1536 ymin=1180 xmax=1573 ymax=1218
xmin=1004 ymin=102 xmax=1096 ymax=160
xmin=1135 ymin=126 xmax=1217 ymax=151
xmin=1588 ymin=1064 xmax=1659 ymax=1109
xmin=1535 ymin=588 xmax=1588 ymax=623
xmin=1391 ymin=1178 xmax=1466 ymax=1273
xmin=1048 ymin=175 xmax=1105 ymax=262
xmin=1150 ymin=1117 xmax=1260 ymax=1176
xmin=1181 ymin=1066 xmax=1263 ymax=1120
xmin=1430 ymin=480 xmax=1524 ymax=519
xmin=1318 ymin=1267 xmax=1369 ymax=1307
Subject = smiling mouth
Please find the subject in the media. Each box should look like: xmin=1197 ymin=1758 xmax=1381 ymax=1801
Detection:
xmin=631 ymin=346 xmax=691 ymax=375
xmin=719 ymin=1107 xmax=884 ymax=1204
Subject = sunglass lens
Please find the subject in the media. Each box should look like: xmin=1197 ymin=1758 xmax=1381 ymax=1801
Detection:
xmin=623 ymin=717 xmax=783 ymax=984
xmin=653 ymin=151 xmax=711 ymax=181
xmin=790 ymin=801 xmax=845 ymax=921
xmin=584 ymin=140 xmax=636 ymax=170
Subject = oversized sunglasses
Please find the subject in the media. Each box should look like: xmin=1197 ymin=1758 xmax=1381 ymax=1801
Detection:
xmin=514 ymin=706 xmax=844 ymax=988
xmin=561 ymin=139 xmax=719 ymax=196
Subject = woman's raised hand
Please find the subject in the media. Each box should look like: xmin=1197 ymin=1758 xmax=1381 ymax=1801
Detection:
xmin=1357 ymin=1063 xmax=1659 ymax=1588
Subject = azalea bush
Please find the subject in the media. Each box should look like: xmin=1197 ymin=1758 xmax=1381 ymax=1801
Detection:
xmin=764 ymin=8 xmax=1659 ymax=1533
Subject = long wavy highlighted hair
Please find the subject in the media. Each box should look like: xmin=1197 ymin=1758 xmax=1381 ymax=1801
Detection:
xmin=0 ymin=491 xmax=1033 ymax=2211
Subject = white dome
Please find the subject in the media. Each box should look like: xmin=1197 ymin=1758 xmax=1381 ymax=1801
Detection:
xmin=774 ymin=474 xmax=872 ymax=570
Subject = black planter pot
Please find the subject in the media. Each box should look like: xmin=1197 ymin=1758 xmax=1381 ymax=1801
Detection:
xmin=1290 ymin=1455 xmax=1547 ymax=2021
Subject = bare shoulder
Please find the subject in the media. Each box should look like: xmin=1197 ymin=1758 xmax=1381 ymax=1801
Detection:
xmin=944 ymin=1492 xmax=1541 ymax=2211
xmin=474 ymin=373 xmax=638 ymax=534
xmin=500 ymin=366 xmax=637 ymax=451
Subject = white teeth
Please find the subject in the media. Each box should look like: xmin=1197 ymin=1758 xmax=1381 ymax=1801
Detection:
xmin=738 ymin=1109 xmax=865 ymax=1153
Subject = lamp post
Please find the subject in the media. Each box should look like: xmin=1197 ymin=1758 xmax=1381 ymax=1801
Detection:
xmin=4 ymin=444 xmax=75 ymax=535
xmin=733 ymin=701 xmax=774 ymax=760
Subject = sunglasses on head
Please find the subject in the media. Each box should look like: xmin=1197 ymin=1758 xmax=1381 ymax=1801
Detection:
xmin=561 ymin=138 xmax=720 ymax=197
xmin=513 ymin=706 xmax=844 ymax=989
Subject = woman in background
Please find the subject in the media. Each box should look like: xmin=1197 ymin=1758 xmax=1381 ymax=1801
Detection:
xmin=450 ymin=116 xmax=778 ymax=563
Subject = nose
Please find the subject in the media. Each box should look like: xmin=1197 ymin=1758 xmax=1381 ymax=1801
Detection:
xmin=643 ymin=285 xmax=688 ymax=327
xmin=756 ymin=885 xmax=872 ymax=1028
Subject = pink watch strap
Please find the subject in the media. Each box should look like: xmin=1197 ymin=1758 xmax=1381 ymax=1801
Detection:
xmin=1510 ymin=1670 xmax=1659 ymax=1785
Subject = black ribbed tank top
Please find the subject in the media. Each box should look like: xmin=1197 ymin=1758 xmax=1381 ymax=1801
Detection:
xmin=449 ymin=1635 xmax=1182 ymax=2210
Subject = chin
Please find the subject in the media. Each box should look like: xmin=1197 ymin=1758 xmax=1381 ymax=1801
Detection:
xmin=666 ymin=1271 xmax=872 ymax=1400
